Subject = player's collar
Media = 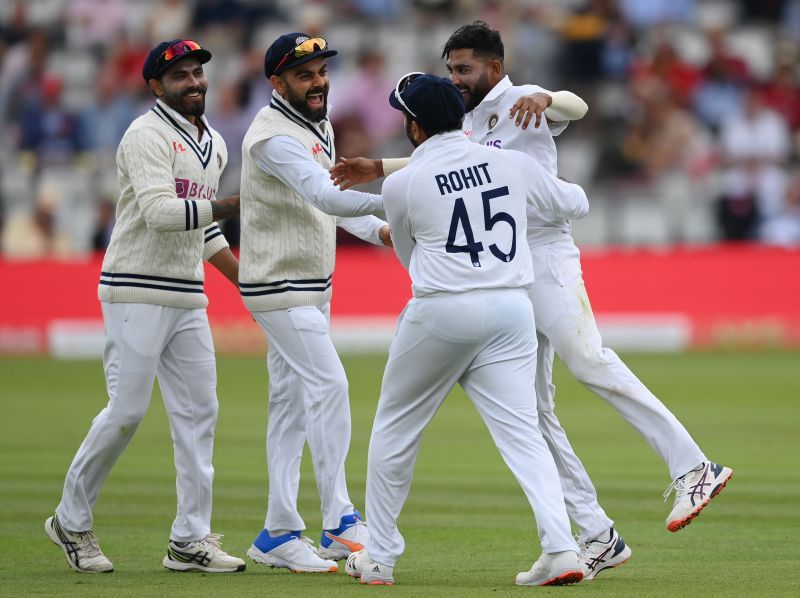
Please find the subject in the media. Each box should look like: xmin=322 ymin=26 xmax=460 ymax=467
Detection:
xmin=475 ymin=75 xmax=512 ymax=109
xmin=409 ymin=130 xmax=466 ymax=162
xmin=153 ymin=99 xmax=212 ymax=145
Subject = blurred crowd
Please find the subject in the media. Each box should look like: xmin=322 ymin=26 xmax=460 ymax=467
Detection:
xmin=2 ymin=0 xmax=800 ymax=258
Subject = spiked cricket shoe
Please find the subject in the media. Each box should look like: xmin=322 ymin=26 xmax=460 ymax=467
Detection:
xmin=247 ymin=530 xmax=337 ymax=573
xmin=515 ymin=551 xmax=583 ymax=586
xmin=318 ymin=511 xmax=368 ymax=560
xmin=345 ymin=549 xmax=394 ymax=585
xmin=665 ymin=461 xmax=733 ymax=532
xmin=44 ymin=514 xmax=113 ymax=573
xmin=163 ymin=533 xmax=245 ymax=572
xmin=579 ymin=528 xmax=632 ymax=580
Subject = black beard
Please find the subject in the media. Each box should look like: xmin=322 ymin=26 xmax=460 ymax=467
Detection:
xmin=286 ymin=83 xmax=328 ymax=122
xmin=462 ymin=72 xmax=492 ymax=112
xmin=163 ymin=86 xmax=206 ymax=117
xmin=405 ymin=118 xmax=419 ymax=148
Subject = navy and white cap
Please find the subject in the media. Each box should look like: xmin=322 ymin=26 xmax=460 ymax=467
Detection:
xmin=142 ymin=39 xmax=212 ymax=83
xmin=389 ymin=73 xmax=465 ymax=130
xmin=264 ymin=33 xmax=337 ymax=78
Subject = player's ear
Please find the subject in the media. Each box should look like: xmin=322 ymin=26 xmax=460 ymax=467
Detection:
xmin=411 ymin=120 xmax=426 ymax=144
xmin=270 ymin=74 xmax=286 ymax=96
xmin=488 ymin=57 xmax=503 ymax=83
xmin=148 ymin=78 xmax=163 ymax=98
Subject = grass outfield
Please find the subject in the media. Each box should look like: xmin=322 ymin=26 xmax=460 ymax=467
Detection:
xmin=1 ymin=350 xmax=798 ymax=596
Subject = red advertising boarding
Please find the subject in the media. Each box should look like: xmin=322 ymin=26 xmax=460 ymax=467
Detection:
xmin=1 ymin=244 xmax=799 ymax=355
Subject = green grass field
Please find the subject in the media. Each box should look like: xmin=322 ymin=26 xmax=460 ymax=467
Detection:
xmin=1 ymin=350 xmax=799 ymax=596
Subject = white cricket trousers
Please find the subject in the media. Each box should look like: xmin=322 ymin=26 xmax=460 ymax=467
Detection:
xmin=56 ymin=302 xmax=218 ymax=542
xmin=253 ymin=304 xmax=354 ymax=532
xmin=529 ymin=238 xmax=706 ymax=541
xmin=366 ymin=289 xmax=578 ymax=567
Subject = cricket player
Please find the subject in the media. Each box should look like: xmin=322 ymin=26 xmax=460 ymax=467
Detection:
xmin=332 ymin=21 xmax=732 ymax=580
xmin=45 ymin=39 xmax=245 ymax=573
xmin=345 ymin=73 xmax=589 ymax=587
xmin=238 ymin=33 xmax=389 ymax=574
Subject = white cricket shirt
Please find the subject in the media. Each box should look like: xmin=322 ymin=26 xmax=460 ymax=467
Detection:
xmin=382 ymin=131 xmax=587 ymax=297
xmin=463 ymin=76 xmax=573 ymax=245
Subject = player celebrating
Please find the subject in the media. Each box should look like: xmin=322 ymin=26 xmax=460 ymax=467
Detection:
xmin=346 ymin=73 xmax=589 ymax=587
xmin=331 ymin=21 xmax=732 ymax=580
xmin=239 ymin=33 xmax=389 ymax=574
xmin=45 ymin=39 xmax=245 ymax=573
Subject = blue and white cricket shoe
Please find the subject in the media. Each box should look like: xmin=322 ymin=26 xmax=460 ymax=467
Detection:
xmin=579 ymin=527 xmax=632 ymax=580
xmin=247 ymin=529 xmax=337 ymax=572
xmin=317 ymin=511 xmax=369 ymax=560
xmin=665 ymin=461 xmax=733 ymax=532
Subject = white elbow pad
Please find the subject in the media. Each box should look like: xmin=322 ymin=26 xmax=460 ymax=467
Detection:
xmin=544 ymin=91 xmax=588 ymax=122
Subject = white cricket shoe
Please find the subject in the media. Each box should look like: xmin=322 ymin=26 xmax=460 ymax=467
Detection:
xmin=579 ymin=528 xmax=632 ymax=580
xmin=665 ymin=461 xmax=733 ymax=532
xmin=163 ymin=533 xmax=246 ymax=572
xmin=318 ymin=511 xmax=369 ymax=560
xmin=44 ymin=514 xmax=113 ymax=573
xmin=247 ymin=530 xmax=337 ymax=573
xmin=345 ymin=548 xmax=394 ymax=585
xmin=515 ymin=551 xmax=584 ymax=586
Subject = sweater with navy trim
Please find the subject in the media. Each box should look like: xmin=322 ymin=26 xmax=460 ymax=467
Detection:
xmin=98 ymin=99 xmax=229 ymax=309
xmin=239 ymin=93 xmax=337 ymax=312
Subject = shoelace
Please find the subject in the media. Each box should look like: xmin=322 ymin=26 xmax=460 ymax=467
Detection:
xmin=204 ymin=532 xmax=224 ymax=550
xmin=575 ymin=534 xmax=588 ymax=554
xmin=76 ymin=531 xmax=102 ymax=558
xmin=663 ymin=475 xmax=689 ymax=503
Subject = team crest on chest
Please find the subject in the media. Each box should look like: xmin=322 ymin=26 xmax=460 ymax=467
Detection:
xmin=487 ymin=113 xmax=499 ymax=130
xmin=217 ymin=152 xmax=223 ymax=169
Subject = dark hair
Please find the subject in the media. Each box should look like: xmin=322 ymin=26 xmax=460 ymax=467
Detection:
xmin=441 ymin=20 xmax=504 ymax=61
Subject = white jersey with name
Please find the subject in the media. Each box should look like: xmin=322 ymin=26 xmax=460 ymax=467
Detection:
xmin=463 ymin=76 xmax=571 ymax=245
xmin=382 ymin=131 xmax=587 ymax=297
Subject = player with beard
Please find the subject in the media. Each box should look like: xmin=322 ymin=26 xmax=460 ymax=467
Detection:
xmin=239 ymin=33 xmax=389 ymax=574
xmin=45 ymin=39 xmax=245 ymax=573
xmin=331 ymin=21 xmax=733 ymax=580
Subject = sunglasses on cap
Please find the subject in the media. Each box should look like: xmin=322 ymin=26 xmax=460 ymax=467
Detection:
xmin=157 ymin=39 xmax=203 ymax=70
xmin=273 ymin=37 xmax=329 ymax=75
xmin=393 ymin=72 xmax=425 ymax=118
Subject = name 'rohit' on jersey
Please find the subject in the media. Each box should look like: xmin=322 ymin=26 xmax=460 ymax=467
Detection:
xmin=434 ymin=162 xmax=492 ymax=195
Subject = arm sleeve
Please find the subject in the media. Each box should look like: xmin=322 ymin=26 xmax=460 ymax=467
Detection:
xmin=336 ymin=215 xmax=387 ymax=245
xmin=381 ymin=157 xmax=410 ymax=176
xmin=513 ymin=152 xmax=589 ymax=219
xmin=544 ymin=90 xmax=589 ymax=122
xmin=382 ymin=174 xmax=414 ymax=269
xmin=254 ymin=136 xmax=384 ymax=217
xmin=120 ymin=128 xmax=214 ymax=232
xmin=202 ymin=223 xmax=229 ymax=261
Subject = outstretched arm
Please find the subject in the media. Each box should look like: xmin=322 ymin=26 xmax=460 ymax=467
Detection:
xmin=330 ymin=157 xmax=383 ymax=190
xmin=509 ymin=90 xmax=588 ymax=130
xmin=329 ymin=157 xmax=410 ymax=190
xmin=254 ymin=137 xmax=383 ymax=217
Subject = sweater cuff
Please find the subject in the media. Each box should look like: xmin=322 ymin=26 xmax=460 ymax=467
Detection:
xmin=203 ymin=225 xmax=229 ymax=261
xmin=197 ymin=200 xmax=214 ymax=228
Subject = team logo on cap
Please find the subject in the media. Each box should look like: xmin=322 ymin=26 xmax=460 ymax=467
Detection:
xmin=487 ymin=113 xmax=499 ymax=130
xmin=295 ymin=35 xmax=310 ymax=45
